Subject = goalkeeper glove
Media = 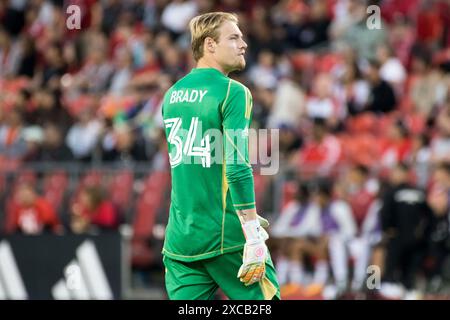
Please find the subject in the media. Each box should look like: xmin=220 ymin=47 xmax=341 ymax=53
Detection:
xmin=237 ymin=217 xmax=269 ymax=286
xmin=257 ymin=214 xmax=269 ymax=240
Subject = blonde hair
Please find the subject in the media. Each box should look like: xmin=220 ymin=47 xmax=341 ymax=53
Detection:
xmin=189 ymin=12 xmax=238 ymax=61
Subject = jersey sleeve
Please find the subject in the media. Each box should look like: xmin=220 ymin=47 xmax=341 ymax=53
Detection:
xmin=221 ymin=80 xmax=256 ymax=211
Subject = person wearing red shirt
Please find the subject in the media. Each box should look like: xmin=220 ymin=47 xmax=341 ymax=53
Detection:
xmin=8 ymin=182 xmax=62 ymax=235
xmin=379 ymin=119 xmax=412 ymax=171
xmin=294 ymin=118 xmax=342 ymax=178
xmin=70 ymin=185 xmax=118 ymax=234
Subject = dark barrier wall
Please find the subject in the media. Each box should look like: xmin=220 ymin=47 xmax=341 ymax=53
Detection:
xmin=0 ymin=233 xmax=122 ymax=300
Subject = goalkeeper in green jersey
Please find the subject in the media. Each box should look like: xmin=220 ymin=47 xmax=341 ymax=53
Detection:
xmin=161 ymin=12 xmax=280 ymax=300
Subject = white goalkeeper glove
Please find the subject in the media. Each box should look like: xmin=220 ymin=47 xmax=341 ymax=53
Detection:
xmin=237 ymin=216 xmax=270 ymax=286
xmin=255 ymin=214 xmax=269 ymax=241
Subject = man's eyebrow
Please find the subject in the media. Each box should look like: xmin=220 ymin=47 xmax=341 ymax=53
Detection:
xmin=229 ymin=33 xmax=243 ymax=38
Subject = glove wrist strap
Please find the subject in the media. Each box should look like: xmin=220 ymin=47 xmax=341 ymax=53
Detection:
xmin=242 ymin=219 xmax=262 ymax=243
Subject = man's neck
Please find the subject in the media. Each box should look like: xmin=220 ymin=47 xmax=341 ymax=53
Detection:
xmin=196 ymin=58 xmax=228 ymax=76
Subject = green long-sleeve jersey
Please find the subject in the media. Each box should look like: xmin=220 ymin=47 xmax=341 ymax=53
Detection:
xmin=161 ymin=67 xmax=256 ymax=262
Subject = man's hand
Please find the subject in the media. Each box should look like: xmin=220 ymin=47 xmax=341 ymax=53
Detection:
xmin=238 ymin=239 xmax=268 ymax=286
xmin=237 ymin=218 xmax=269 ymax=286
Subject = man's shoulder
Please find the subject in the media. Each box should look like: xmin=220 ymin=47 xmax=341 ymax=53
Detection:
xmin=228 ymin=78 xmax=250 ymax=95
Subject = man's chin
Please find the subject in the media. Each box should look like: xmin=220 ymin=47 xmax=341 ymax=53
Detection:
xmin=233 ymin=61 xmax=246 ymax=72
xmin=225 ymin=61 xmax=246 ymax=74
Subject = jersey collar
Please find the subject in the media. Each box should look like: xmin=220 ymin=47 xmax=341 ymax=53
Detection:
xmin=191 ymin=67 xmax=227 ymax=77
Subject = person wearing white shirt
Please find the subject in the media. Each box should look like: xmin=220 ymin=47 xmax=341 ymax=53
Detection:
xmin=66 ymin=110 xmax=103 ymax=161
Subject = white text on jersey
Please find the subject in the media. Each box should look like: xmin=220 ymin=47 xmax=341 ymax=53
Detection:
xmin=169 ymin=89 xmax=208 ymax=104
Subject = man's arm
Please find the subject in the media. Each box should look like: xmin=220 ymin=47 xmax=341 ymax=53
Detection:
xmin=222 ymin=81 xmax=268 ymax=286
xmin=222 ymin=81 xmax=256 ymax=214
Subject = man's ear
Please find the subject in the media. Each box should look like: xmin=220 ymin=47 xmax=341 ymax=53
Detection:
xmin=204 ymin=37 xmax=216 ymax=54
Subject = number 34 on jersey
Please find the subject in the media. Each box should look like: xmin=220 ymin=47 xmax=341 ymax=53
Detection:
xmin=164 ymin=117 xmax=211 ymax=168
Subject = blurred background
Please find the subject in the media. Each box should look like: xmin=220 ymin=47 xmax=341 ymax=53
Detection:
xmin=0 ymin=0 xmax=450 ymax=300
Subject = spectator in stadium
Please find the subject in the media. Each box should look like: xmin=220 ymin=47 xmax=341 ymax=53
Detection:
xmin=338 ymin=174 xmax=385 ymax=294
xmin=379 ymin=119 xmax=412 ymax=170
xmin=160 ymin=45 xmax=187 ymax=80
xmin=306 ymin=73 xmax=343 ymax=130
xmin=72 ymin=38 xmax=114 ymax=94
xmin=160 ymin=0 xmax=198 ymax=40
xmin=338 ymin=164 xmax=378 ymax=228
xmin=251 ymin=84 xmax=275 ymax=129
xmin=425 ymin=162 xmax=450 ymax=293
xmin=6 ymin=182 xmax=62 ymax=235
xmin=283 ymin=0 xmax=331 ymax=50
xmin=266 ymin=62 xmax=306 ymax=129
xmin=312 ymin=179 xmax=357 ymax=297
xmin=409 ymin=49 xmax=445 ymax=117
xmin=278 ymin=123 xmax=303 ymax=165
xmin=62 ymin=41 xmax=80 ymax=74
xmin=100 ymin=0 xmax=123 ymax=36
xmin=0 ymin=26 xmax=21 ymax=77
xmin=387 ymin=15 xmax=415 ymax=68
xmin=116 ymin=72 xmax=169 ymax=149
xmin=333 ymin=59 xmax=370 ymax=116
xmin=10 ymin=88 xmax=32 ymax=115
xmin=101 ymin=124 xmax=148 ymax=163
xmin=364 ymin=59 xmax=397 ymax=114
xmin=129 ymin=46 xmax=161 ymax=89
xmin=329 ymin=0 xmax=360 ymax=45
xmin=25 ymin=89 xmax=73 ymax=131
xmin=35 ymin=122 xmax=74 ymax=162
xmin=16 ymin=35 xmax=38 ymax=78
xmin=70 ymin=185 xmax=119 ymax=234
xmin=407 ymin=133 xmax=431 ymax=188
xmin=376 ymin=43 xmax=407 ymax=96
xmin=39 ymin=43 xmax=66 ymax=90
xmin=22 ymin=125 xmax=44 ymax=162
xmin=348 ymin=189 xmax=383 ymax=294
xmin=430 ymin=99 xmax=450 ymax=164
xmin=0 ymin=108 xmax=27 ymax=160
xmin=66 ymin=108 xmax=103 ymax=162
xmin=293 ymin=118 xmax=342 ymax=179
xmin=271 ymin=181 xmax=321 ymax=287
xmin=244 ymin=9 xmax=281 ymax=62
xmin=415 ymin=0 xmax=446 ymax=49
xmin=108 ymin=48 xmax=133 ymax=96
xmin=379 ymin=163 xmax=433 ymax=299
xmin=341 ymin=0 xmax=387 ymax=62
xmin=248 ymin=50 xmax=279 ymax=90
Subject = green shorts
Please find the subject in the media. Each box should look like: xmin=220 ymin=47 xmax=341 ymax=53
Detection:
xmin=163 ymin=250 xmax=280 ymax=300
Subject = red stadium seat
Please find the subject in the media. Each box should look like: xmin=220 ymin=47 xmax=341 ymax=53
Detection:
xmin=340 ymin=133 xmax=380 ymax=167
xmin=346 ymin=113 xmax=377 ymax=135
xmin=314 ymin=52 xmax=342 ymax=73
xmin=108 ymin=169 xmax=134 ymax=212
xmin=291 ymin=51 xmax=316 ymax=72
xmin=280 ymin=180 xmax=298 ymax=210
xmin=131 ymin=171 xmax=170 ymax=268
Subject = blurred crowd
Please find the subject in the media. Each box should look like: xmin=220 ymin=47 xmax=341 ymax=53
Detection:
xmin=1 ymin=0 xmax=450 ymax=299
xmin=270 ymin=162 xmax=450 ymax=299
